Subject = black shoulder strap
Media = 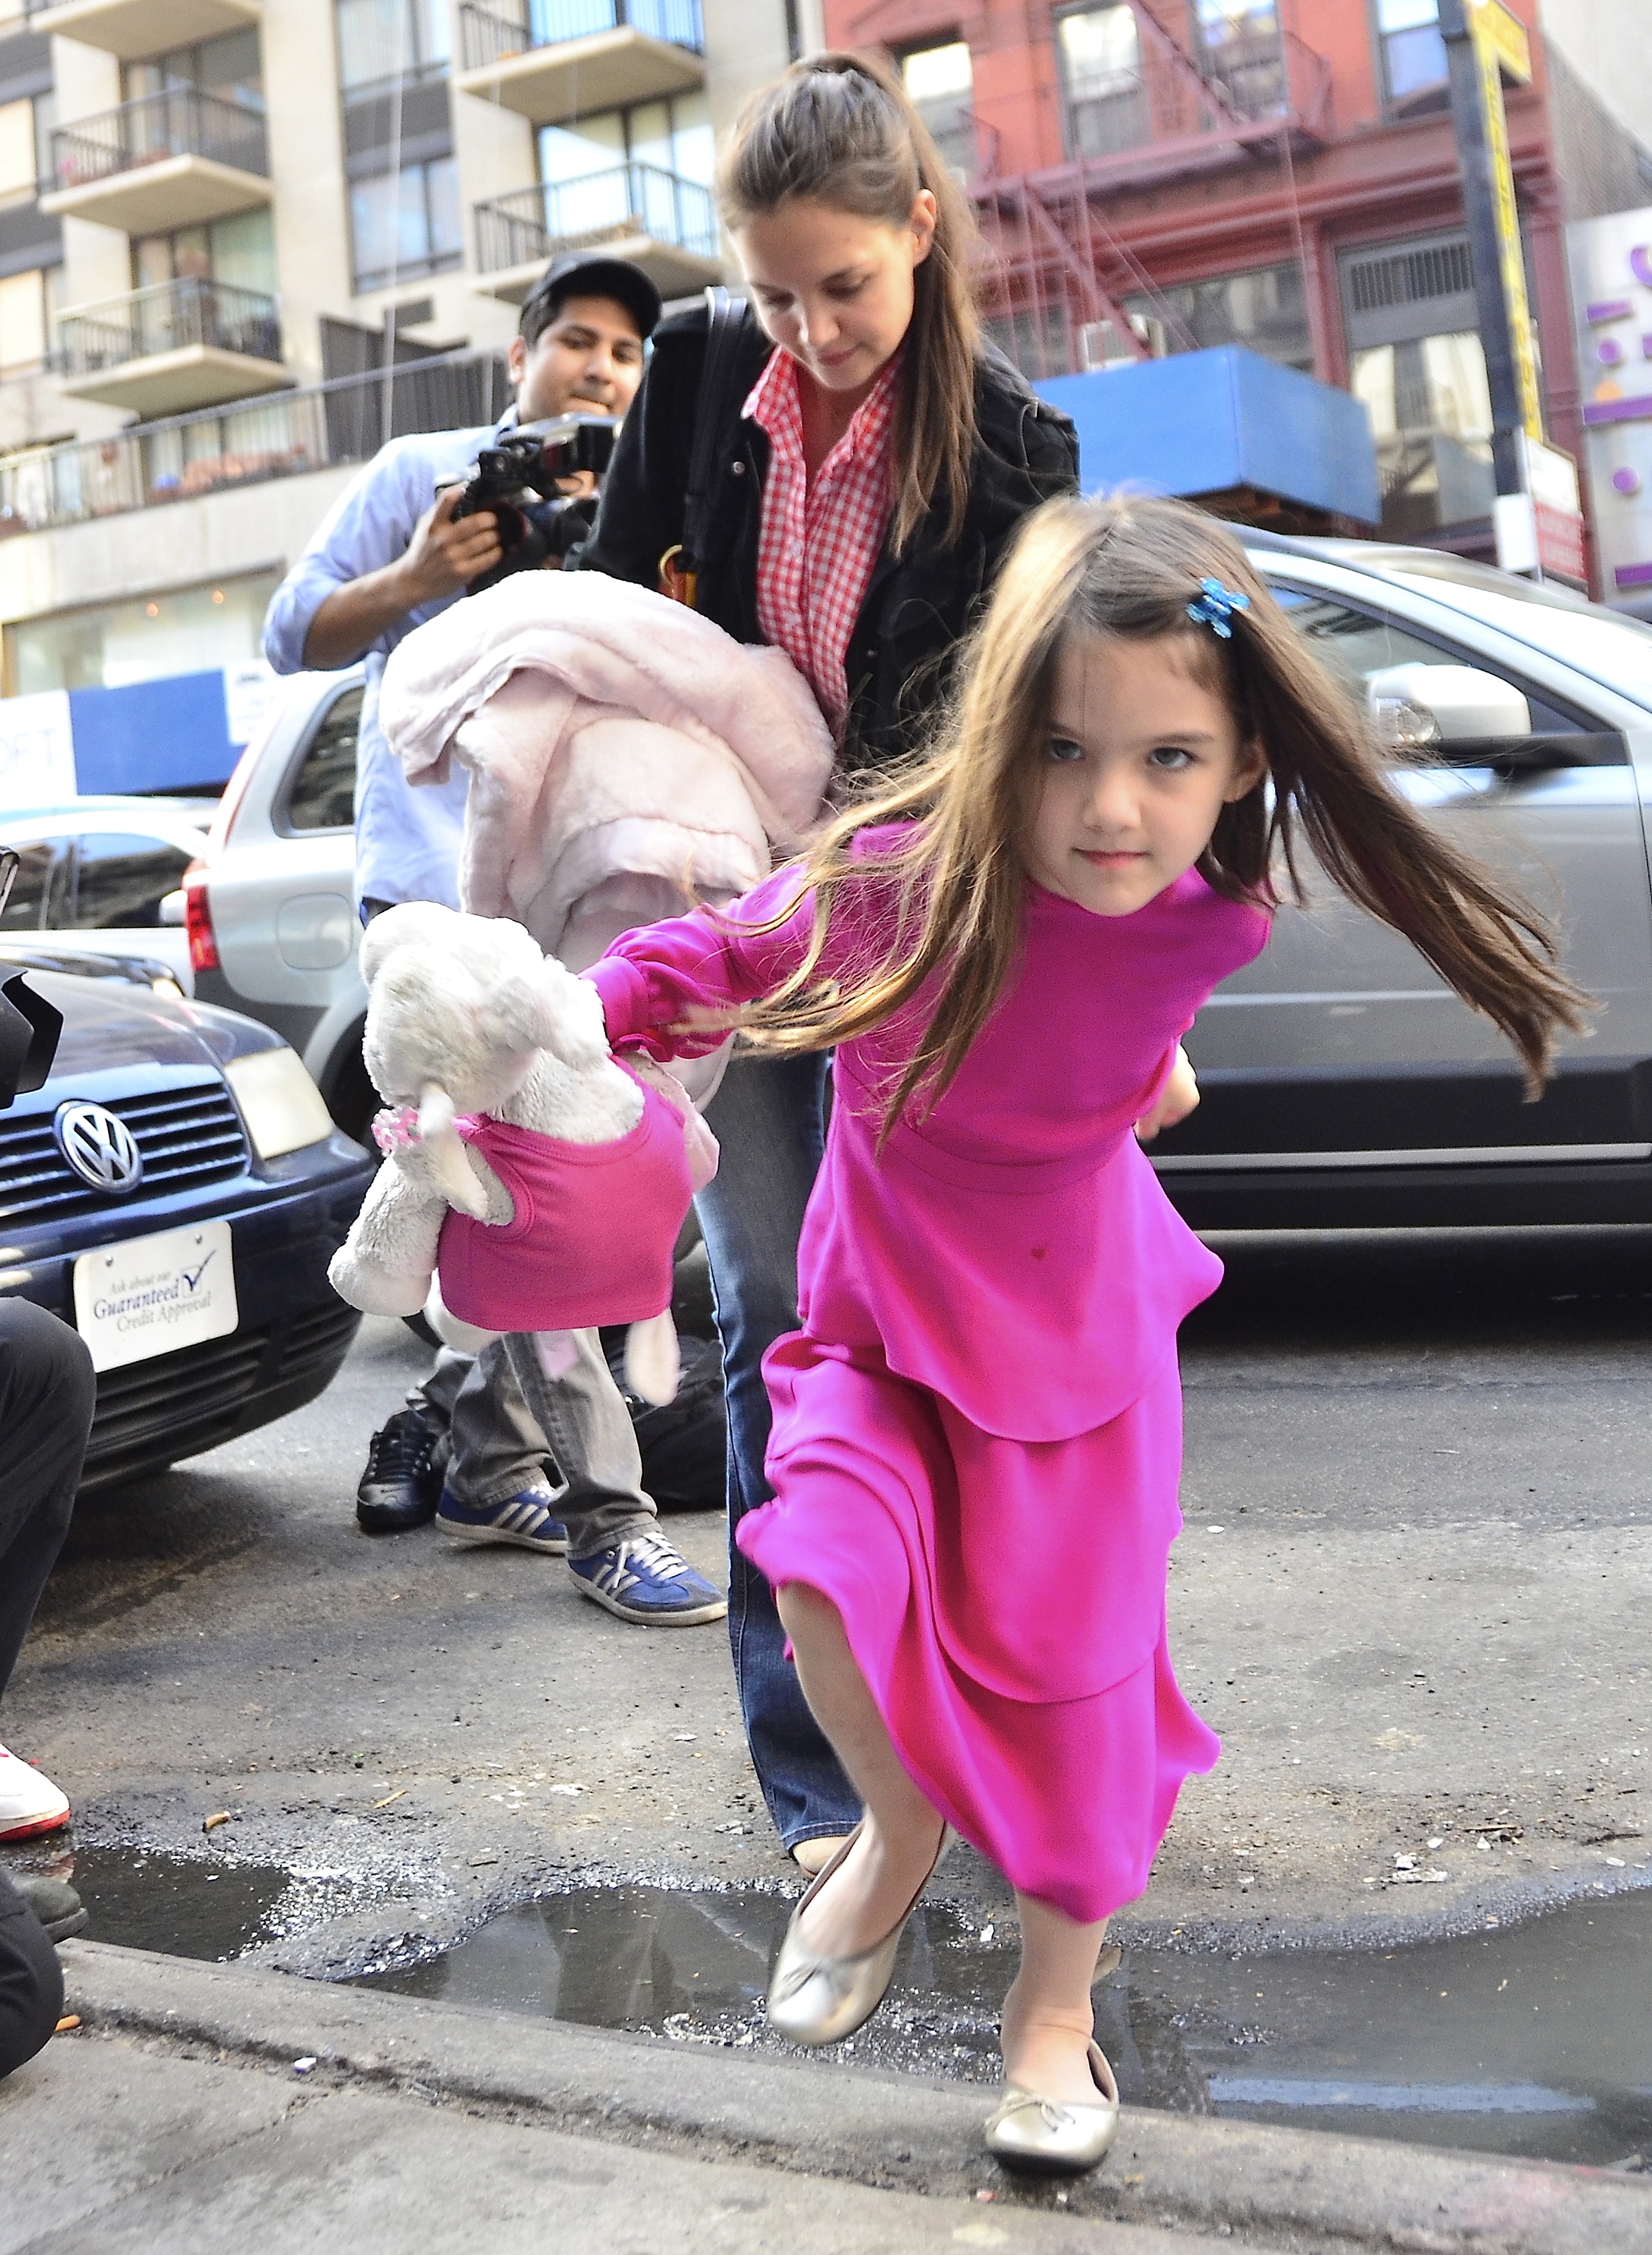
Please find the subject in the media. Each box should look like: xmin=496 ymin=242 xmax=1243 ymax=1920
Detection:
xmin=681 ymin=284 xmax=748 ymax=572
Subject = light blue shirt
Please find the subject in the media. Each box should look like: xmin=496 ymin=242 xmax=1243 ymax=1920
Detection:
xmin=262 ymin=414 xmax=514 ymax=911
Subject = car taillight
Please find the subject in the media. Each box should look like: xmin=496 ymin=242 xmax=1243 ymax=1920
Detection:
xmin=183 ymin=864 xmax=219 ymax=972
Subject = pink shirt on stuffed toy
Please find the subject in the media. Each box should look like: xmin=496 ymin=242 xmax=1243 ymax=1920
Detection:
xmin=434 ymin=1064 xmax=708 ymax=1334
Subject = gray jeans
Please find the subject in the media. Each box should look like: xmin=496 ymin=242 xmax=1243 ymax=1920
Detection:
xmin=414 ymin=1333 xmax=655 ymax=1559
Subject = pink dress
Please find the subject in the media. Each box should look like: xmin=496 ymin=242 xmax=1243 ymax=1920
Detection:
xmin=588 ymin=837 xmax=1270 ymax=1923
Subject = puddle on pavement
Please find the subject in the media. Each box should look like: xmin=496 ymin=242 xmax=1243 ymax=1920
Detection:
xmin=20 ymin=1842 xmax=1650 ymax=2171
xmin=4 ymin=1845 xmax=313 ymax=1961
xmin=355 ymin=1883 xmax=1652 ymax=2172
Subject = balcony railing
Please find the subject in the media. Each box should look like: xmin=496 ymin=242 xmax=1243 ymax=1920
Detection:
xmin=1059 ymin=18 xmax=1331 ymax=177
xmin=459 ymin=0 xmax=703 ymax=72
xmin=475 ymin=163 xmax=717 ymax=273
xmin=0 ymin=349 xmax=512 ymax=539
xmin=51 ymin=88 xmax=268 ymax=194
xmin=58 ymin=276 xmax=281 ymax=380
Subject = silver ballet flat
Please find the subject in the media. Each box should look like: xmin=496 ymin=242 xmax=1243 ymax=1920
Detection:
xmin=985 ymin=2040 xmax=1120 ymax=2175
xmin=765 ymin=1821 xmax=953 ymax=2048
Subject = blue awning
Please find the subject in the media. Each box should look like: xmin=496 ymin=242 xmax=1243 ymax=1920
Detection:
xmin=1036 ymin=345 xmax=1380 ymax=525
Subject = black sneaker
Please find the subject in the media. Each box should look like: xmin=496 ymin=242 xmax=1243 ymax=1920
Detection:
xmin=356 ymin=1405 xmax=449 ymax=1535
xmin=17 ymin=1873 xmax=86 ymax=1943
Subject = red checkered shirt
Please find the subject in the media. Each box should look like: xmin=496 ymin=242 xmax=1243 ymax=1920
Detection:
xmin=744 ymin=344 xmax=900 ymax=734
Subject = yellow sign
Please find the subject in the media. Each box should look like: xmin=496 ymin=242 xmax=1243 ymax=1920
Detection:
xmin=1472 ymin=3 xmax=1544 ymax=438
xmin=1472 ymin=0 xmax=1533 ymax=85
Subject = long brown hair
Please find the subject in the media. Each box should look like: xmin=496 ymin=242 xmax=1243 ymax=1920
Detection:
xmin=716 ymin=50 xmax=981 ymax=555
xmin=738 ymin=496 xmax=1590 ymax=1140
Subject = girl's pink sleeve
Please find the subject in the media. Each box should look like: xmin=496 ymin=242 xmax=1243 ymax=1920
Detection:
xmin=583 ymin=866 xmax=818 ymax=1062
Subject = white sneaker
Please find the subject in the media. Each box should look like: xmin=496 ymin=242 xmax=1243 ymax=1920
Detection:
xmin=0 ymin=1745 xmax=70 ymax=1841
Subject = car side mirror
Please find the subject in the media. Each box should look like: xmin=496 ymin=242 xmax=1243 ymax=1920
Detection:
xmin=0 ymin=971 xmax=63 ymax=1110
xmin=159 ymin=888 xmax=187 ymax=927
xmin=1367 ymin=663 xmax=1533 ymax=751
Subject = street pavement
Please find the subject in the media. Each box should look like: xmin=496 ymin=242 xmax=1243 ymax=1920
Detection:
xmin=3 ymin=1222 xmax=1651 ymax=2247
xmin=2 ymin=1939 xmax=1644 ymax=2254
xmin=4 ymin=1224 xmax=1647 ymax=1974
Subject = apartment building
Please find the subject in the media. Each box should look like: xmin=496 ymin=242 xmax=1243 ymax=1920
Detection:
xmin=0 ymin=0 xmax=818 ymax=767
xmin=839 ymin=0 xmax=1651 ymax=577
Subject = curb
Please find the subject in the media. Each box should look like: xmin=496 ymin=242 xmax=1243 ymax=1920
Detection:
xmin=61 ymin=1941 xmax=1651 ymax=2255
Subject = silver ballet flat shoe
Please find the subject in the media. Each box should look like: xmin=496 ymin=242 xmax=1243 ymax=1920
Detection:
xmin=985 ymin=2041 xmax=1120 ymax=2175
xmin=765 ymin=1821 xmax=953 ymax=2048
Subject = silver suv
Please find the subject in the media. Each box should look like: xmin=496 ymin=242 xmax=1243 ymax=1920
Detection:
xmin=184 ymin=670 xmax=373 ymax=1139
xmin=184 ymin=546 xmax=1652 ymax=1224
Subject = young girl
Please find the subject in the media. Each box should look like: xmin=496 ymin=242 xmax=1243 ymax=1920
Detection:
xmin=584 ymin=496 xmax=1586 ymax=2172
xmin=580 ymin=48 xmax=1077 ymax=1870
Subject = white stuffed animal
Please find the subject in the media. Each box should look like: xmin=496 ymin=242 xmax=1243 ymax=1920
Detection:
xmin=328 ymin=903 xmax=714 ymax=1405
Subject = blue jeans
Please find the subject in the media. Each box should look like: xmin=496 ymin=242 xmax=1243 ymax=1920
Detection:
xmin=697 ymin=1051 xmax=859 ymax=1851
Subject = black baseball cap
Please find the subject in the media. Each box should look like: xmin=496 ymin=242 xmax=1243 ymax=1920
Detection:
xmin=520 ymin=252 xmax=662 ymax=344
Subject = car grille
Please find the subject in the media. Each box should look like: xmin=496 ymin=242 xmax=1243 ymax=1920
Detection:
xmin=85 ymin=1295 xmax=360 ymax=1485
xmin=0 ymin=1080 xmax=248 ymax=1229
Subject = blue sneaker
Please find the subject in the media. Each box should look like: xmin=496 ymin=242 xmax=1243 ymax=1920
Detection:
xmin=567 ymin=1530 xmax=727 ymax=1625
xmin=435 ymin=1486 xmax=568 ymax=1553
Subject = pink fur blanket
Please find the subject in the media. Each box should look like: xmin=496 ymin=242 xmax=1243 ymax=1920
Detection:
xmin=378 ymin=572 xmax=834 ymax=972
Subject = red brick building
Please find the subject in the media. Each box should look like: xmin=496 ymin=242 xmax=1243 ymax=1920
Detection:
xmin=825 ymin=1 xmax=1651 ymax=553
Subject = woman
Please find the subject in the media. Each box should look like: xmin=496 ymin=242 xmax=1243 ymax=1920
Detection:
xmin=576 ymin=51 xmax=1078 ymax=1866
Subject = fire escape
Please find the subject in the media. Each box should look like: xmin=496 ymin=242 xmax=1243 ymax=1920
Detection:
xmin=968 ymin=1 xmax=1334 ymax=378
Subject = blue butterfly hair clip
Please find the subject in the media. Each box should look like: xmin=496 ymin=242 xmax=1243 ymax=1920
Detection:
xmin=1186 ymin=577 xmax=1251 ymax=638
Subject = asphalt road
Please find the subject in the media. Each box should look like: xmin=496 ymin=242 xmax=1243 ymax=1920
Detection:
xmin=4 ymin=1224 xmax=1649 ymax=1976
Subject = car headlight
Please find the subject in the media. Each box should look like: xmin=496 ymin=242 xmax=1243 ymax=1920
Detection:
xmin=224 ymin=1046 xmax=335 ymax=1159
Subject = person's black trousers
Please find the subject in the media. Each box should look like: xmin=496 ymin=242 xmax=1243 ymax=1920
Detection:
xmin=0 ymin=1299 xmax=94 ymax=2081
xmin=0 ymin=1299 xmax=94 ymax=1693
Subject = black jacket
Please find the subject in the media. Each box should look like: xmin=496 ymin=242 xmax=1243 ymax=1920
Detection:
xmin=573 ymin=302 xmax=1079 ymax=779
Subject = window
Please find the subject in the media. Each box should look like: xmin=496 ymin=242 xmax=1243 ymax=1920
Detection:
xmin=335 ymin=0 xmax=449 ymax=93
xmin=0 ymin=96 xmax=35 ymax=198
xmin=1122 ymin=262 xmax=1312 ymax=371
xmin=1192 ymin=0 xmax=1284 ymax=119
xmin=0 ymin=270 xmax=49 ymax=375
xmin=282 ymin=688 xmax=362 ymax=834
xmin=7 ymin=572 xmax=282 ymax=697
xmin=1056 ymin=5 xmax=1149 ymax=160
xmin=69 ymin=835 xmax=195 ymax=931
xmin=533 ymin=96 xmax=714 ymax=251
xmin=538 ymin=91 xmax=713 ymax=189
xmin=123 ymin=29 xmax=264 ymax=108
xmin=1375 ymin=0 xmax=1447 ymax=105
xmin=900 ymin=41 xmax=975 ymax=177
xmin=349 ymin=154 xmax=461 ymax=291
xmin=133 ymin=209 xmax=276 ymax=295
xmin=0 ymin=841 xmax=69 ymax=933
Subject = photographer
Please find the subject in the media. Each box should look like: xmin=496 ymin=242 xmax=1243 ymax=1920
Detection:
xmin=262 ymin=258 xmax=724 ymax=1627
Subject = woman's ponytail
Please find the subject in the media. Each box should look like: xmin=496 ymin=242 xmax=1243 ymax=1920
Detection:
xmin=718 ymin=50 xmax=981 ymax=555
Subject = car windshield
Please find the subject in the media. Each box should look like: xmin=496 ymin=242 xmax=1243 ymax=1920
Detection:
xmin=1339 ymin=550 xmax=1652 ymax=713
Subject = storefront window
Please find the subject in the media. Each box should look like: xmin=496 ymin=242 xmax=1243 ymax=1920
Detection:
xmin=7 ymin=573 xmax=281 ymax=698
xmin=1350 ymin=334 xmax=1495 ymax=537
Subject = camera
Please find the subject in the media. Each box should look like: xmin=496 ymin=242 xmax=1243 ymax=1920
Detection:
xmin=447 ymin=414 xmax=620 ymax=594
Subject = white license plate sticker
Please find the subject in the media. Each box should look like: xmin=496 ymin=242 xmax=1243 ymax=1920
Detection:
xmin=73 ymin=1220 xmax=237 ymax=1373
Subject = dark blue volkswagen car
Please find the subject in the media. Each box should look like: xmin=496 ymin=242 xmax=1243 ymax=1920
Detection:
xmin=0 ymin=944 xmax=374 ymax=1492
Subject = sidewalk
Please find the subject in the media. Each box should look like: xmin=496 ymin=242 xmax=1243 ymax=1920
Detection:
xmin=2 ymin=1942 xmax=1646 ymax=2254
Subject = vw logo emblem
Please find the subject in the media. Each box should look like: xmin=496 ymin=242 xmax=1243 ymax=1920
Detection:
xmin=55 ymin=1101 xmax=144 ymax=1196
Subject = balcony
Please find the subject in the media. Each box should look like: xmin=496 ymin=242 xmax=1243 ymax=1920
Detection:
xmin=1 ymin=347 xmax=512 ymax=538
xmin=26 ymin=0 xmax=259 ymax=62
xmin=42 ymin=90 xmax=269 ymax=237
xmin=1052 ymin=9 xmax=1332 ymax=194
xmin=474 ymin=164 xmax=720 ymax=303
xmin=456 ymin=0 xmax=704 ymax=128
xmin=56 ymin=276 xmax=287 ymax=417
